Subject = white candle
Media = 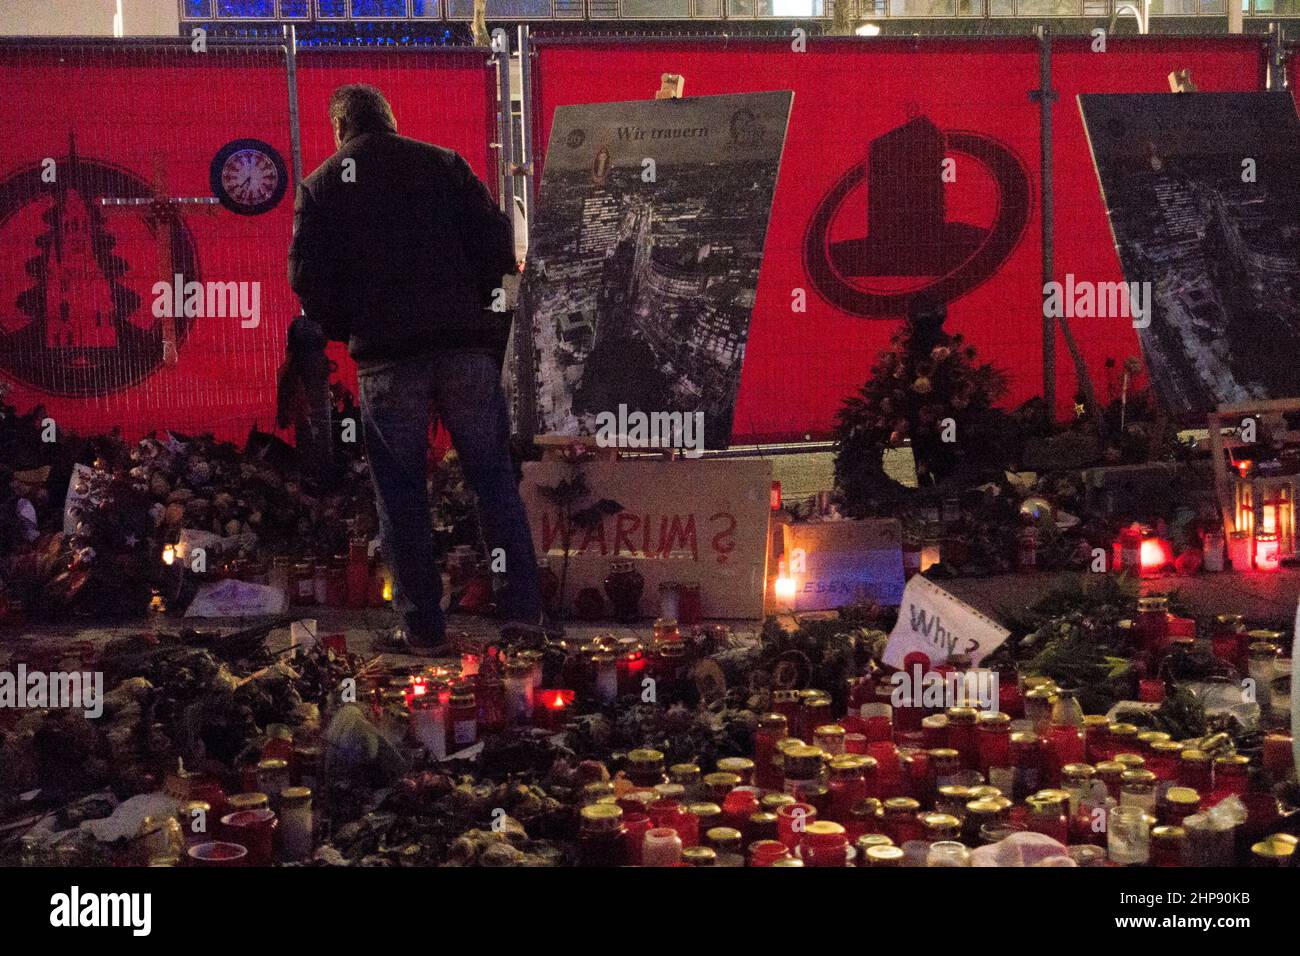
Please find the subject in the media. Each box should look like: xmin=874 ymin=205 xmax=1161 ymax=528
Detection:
xmin=642 ymin=827 xmax=682 ymax=868
xmin=279 ymin=787 xmax=313 ymax=863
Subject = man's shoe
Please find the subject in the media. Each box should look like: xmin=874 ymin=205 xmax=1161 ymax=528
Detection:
xmin=376 ymin=626 xmax=450 ymax=657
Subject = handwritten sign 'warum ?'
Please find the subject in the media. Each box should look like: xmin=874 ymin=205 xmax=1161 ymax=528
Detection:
xmin=883 ymin=575 xmax=1010 ymax=668
xmin=521 ymin=458 xmax=772 ymax=619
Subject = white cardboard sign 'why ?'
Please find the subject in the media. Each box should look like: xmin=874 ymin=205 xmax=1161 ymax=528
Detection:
xmin=883 ymin=575 xmax=1010 ymax=668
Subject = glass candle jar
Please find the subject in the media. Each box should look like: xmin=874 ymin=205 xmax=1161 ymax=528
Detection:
xmin=945 ymin=706 xmax=979 ymax=770
xmin=688 ymin=800 xmax=723 ymax=837
xmin=1159 ymin=786 xmax=1202 ymax=827
xmin=1106 ymin=722 xmax=1139 ymax=762
xmin=1009 ymin=732 xmax=1044 ymax=801
xmin=622 ymin=811 xmax=651 ymax=866
xmin=746 ymin=811 xmax=779 ymax=845
xmin=682 ymin=846 xmax=716 ymax=867
xmin=865 ymin=844 xmax=906 ymax=867
xmin=670 ymin=763 xmax=702 ymax=801
xmin=963 ymin=797 xmax=1011 ymax=845
xmin=409 ymin=694 xmax=447 ymax=760
xmin=935 ymin=785 xmax=972 ymax=819
xmin=1210 ymin=613 xmax=1244 ymax=663
xmin=813 ymin=724 xmax=847 ymax=757
xmin=703 ymin=771 xmax=742 ymax=803
xmin=802 ymin=696 xmax=833 ymax=741
xmin=256 ymin=758 xmax=291 ymax=802
xmin=1248 ymin=642 xmax=1282 ymax=709
xmin=827 ymin=755 xmax=870 ymax=823
xmin=1025 ymin=790 xmax=1069 ymax=844
xmin=927 ymin=748 xmax=961 ymax=794
xmin=776 ymin=802 xmax=817 ymax=849
xmin=719 ymin=788 xmax=758 ymax=831
xmin=1060 ymin=763 xmax=1096 ymax=816
xmin=590 ymin=652 xmax=618 ymax=705
xmin=881 ymin=796 xmax=923 ymax=845
xmin=1150 ymin=825 xmax=1187 ymax=867
xmin=580 ymin=804 xmax=628 ymax=867
xmin=503 ymin=659 xmax=534 ymax=725
xmin=1108 ymin=806 xmax=1152 ymax=865
xmin=1120 ymin=769 xmax=1158 ymax=812
xmin=749 ymin=838 xmax=790 ymax=867
xmin=1023 ymin=685 xmax=1057 ymax=734
xmin=1146 ymin=740 xmax=1183 ymax=781
xmin=291 ymin=561 xmax=317 ymax=606
xmin=1251 ymin=836 xmax=1297 ymax=867
xmin=976 ymin=711 xmax=1012 ymax=776
xmin=754 ymin=713 xmax=789 ymax=790
xmin=772 ymin=690 xmax=801 ymax=738
xmin=716 ymin=757 xmax=754 ymax=787
xmin=860 ymin=702 xmax=894 ymax=743
xmin=846 ymin=798 xmax=884 ymax=842
xmin=920 ymin=714 xmax=950 ymax=750
xmin=1212 ymin=754 xmax=1251 ymax=802
xmin=782 ymin=745 xmax=825 ymax=797
xmin=920 ymin=812 xmax=962 ymax=843
xmin=1177 ymin=749 xmax=1214 ymax=793
xmin=448 ymin=690 xmax=478 ymax=749
xmin=927 ymin=841 xmax=971 ymax=867
xmin=800 ymin=820 xmax=849 ymax=867
xmin=626 ymin=749 xmax=667 ymax=789
xmin=1082 ymin=714 xmax=1111 ymax=764
xmin=278 ymin=786 xmax=313 ymax=863
xmin=642 ymin=826 xmax=682 ymax=867
xmin=854 ymin=833 xmax=894 ymax=866
xmin=690 ymin=827 xmax=737 ymax=867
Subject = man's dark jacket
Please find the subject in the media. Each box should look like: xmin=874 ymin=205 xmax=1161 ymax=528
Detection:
xmin=288 ymin=130 xmax=516 ymax=366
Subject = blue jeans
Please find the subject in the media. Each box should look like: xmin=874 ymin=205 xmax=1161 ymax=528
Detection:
xmin=359 ymin=349 xmax=542 ymax=641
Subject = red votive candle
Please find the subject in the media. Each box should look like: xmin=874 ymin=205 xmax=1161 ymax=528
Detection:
xmin=776 ymin=802 xmax=816 ymax=849
xmin=800 ymin=821 xmax=849 ymax=867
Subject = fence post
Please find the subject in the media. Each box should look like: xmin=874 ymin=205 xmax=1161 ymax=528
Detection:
xmin=514 ymin=25 xmax=538 ymax=443
xmin=1031 ymin=24 xmax=1056 ymax=417
xmin=283 ymin=24 xmax=304 ymax=187
xmin=1267 ymin=21 xmax=1285 ymax=92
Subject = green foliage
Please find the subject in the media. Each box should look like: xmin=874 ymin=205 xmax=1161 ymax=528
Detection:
xmin=833 ymin=302 xmax=1009 ymax=515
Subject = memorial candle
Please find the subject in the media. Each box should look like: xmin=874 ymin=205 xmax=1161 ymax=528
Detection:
xmin=642 ymin=827 xmax=683 ymax=867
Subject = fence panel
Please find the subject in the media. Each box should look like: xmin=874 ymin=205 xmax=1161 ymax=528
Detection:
xmin=0 ymin=39 xmax=294 ymax=442
xmin=531 ymin=37 xmax=1046 ymax=444
xmin=0 ymin=40 xmax=499 ymax=444
xmin=1049 ymin=35 xmax=1266 ymax=416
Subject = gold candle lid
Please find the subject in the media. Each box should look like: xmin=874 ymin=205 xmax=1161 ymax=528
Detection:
xmin=279 ymin=786 xmax=312 ymax=807
xmin=226 ymin=792 xmax=269 ymax=811
xmin=716 ymin=756 xmax=755 ymax=775
xmin=682 ymin=846 xmax=717 ymax=866
xmin=865 ymin=845 xmax=905 ymax=866
xmin=669 ymin=762 xmax=701 ymax=784
xmin=1164 ymin=786 xmax=1201 ymax=807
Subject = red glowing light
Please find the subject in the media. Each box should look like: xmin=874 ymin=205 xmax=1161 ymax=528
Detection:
xmin=1139 ymin=538 xmax=1170 ymax=574
xmin=1255 ymin=533 xmax=1281 ymax=571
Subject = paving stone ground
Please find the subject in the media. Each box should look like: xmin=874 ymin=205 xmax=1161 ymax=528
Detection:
xmin=3 ymin=568 xmax=1297 ymax=668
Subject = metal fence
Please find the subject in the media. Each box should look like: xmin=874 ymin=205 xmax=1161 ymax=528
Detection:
xmin=177 ymin=0 xmax=1300 ymax=22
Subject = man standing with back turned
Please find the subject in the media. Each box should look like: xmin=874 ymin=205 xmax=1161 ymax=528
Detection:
xmin=289 ymin=83 xmax=543 ymax=652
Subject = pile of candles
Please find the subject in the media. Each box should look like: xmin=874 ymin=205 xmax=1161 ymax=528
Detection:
xmin=570 ymin=674 xmax=1296 ymax=867
xmin=150 ymin=746 xmax=321 ymax=867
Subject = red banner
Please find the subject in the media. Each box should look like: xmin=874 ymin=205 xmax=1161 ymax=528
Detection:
xmin=0 ymin=42 xmax=495 ymax=443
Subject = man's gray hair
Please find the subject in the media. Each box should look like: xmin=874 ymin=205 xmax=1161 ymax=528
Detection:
xmin=328 ymin=83 xmax=397 ymax=139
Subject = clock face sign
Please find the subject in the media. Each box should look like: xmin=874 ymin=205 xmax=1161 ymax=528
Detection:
xmin=209 ymin=138 xmax=288 ymax=216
